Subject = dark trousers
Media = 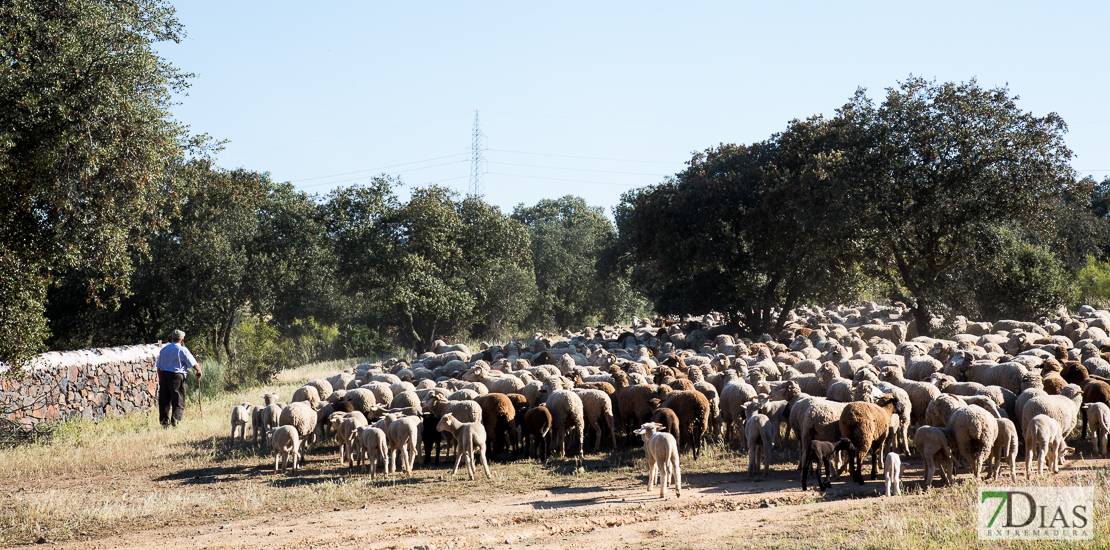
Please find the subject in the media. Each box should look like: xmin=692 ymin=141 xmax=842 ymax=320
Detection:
xmin=158 ymin=370 xmax=187 ymax=426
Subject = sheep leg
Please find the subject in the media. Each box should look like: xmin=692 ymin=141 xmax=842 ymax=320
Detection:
xmin=607 ymin=415 xmax=617 ymax=451
xmin=452 ymin=443 xmax=465 ymax=477
xmin=762 ymin=442 xmax=771 ymax=477
xmin=479 ymin=442 xmax=492 ymax=479
xmin=660 ymin=461 xmax=669 ymax=499
xmin=672 ymin=449 xmax=682 ymax=498
xmin=647 ymin=457 xmax=658 ymax=493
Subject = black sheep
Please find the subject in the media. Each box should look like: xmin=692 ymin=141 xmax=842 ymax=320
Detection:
xmin=802 ymin=438 xmax=857 ymax=491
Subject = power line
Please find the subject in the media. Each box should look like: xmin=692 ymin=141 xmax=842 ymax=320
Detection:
xmin=482 ymin=109 xmax=782 ymax=127
xmin=294 ymin=159 xmax=469 ymax=189
xmin=290 ymin=153 xmax=468 ymax=183
xmin=487 ymin=171 xmax=652 ymax=188
xmin=232 ymin=112 xmax=473 ymax=154
xmin=487 ymin=148 xmax=683 ymax=165
xmin=487 ymin=160 xmax=667 ymax=177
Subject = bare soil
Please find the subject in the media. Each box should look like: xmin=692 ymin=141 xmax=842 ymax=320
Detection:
xmin=29 ymin=452 xmax=1110 ymax=550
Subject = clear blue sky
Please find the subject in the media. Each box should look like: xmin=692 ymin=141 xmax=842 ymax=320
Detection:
xmin=157 ymin=1 xmax=1110 ymax=215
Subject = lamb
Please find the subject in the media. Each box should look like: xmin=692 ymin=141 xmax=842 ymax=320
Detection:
xmin=278 ymin=402 xmax=323 ymax=459
xmin=521 ymin=406 xmax=552 ymax=461
xmin=436 ymin=412 xmax=492 ymax=480
xmin=355 ymin=425 xmax=388 ymax=479
xmin=1020 ymin=384 xmax=1083 ymax=441
xmin=474 ymin=393 xmax=518 ymax=459
xmin=291 ymin=384 xmax=321 ymax=407
xmin=545 ymin=389 xmax=585 ymax=457
xmin=252 ymin=393 xmax=279 ymax=443
xmin=659 ymin=390 xmax=711 ymax=460
xmin=375 ymin=413 xmax=421 ymax=475
xmin=329 ymin=411 xmax=368 ymax=466
xmin=884 ymin=452 xmax=902 ymax=496
xmin=230 ymin=403 xmax=253 ymax=444
xmin=839 ymin=391 xmax=903 ymax=483
xmin=913 ymin=426 xmax=955 ymax=489
xmin=801 ymin=438 xmax=856 ymax=491
xmin=633 ymin=422 xmax=681 ymax=499
xmin=268 ymin=425 xmax=300 ymax=474
xmin=744 ymin=411 xmax=775 ymax=478
xmin=988 ymin=418 xmax=1019 ymax=482
xmin=1083 ymin=402 xmax=1110 ymax=457
xmin=1024 ymin=414 xmax=1074 ymax=478
xmin=572 ymin=388 xmax=617 ymax=452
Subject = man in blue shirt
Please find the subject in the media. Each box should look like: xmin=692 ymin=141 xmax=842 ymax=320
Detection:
xmin=156 ymin=330 xmax=202 ymax=427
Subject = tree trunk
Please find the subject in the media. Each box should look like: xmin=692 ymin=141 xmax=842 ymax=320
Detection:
xmin=910 ymin=301 xmax=932 ymax=338
xmin=212 ymin=328 xmax=223 ymax=363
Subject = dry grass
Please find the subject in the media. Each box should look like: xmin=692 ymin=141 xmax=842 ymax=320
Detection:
xmin=2 ymin=360 xmax=1109 ymax=548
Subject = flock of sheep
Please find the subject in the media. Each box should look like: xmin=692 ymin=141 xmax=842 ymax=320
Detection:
xmin=227 ymin=301 xmax=1110 ymax=499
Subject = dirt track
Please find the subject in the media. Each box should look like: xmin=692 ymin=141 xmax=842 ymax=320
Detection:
xmin=47 ymin=471 xmax=885 ymax=550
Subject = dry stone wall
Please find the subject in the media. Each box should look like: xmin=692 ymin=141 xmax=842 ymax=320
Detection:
xmin=0 ymin=344 xmax=164 ymax=429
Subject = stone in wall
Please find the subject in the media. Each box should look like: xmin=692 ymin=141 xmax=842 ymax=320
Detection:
xmin=0 ymin=344 xmax=164 ymax=428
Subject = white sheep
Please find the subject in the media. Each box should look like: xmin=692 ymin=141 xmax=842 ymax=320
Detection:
xmin=571 ymin=388 xmax=617 ymax=452
xmin=1083 ymin=402 xmax=1110 ymax=457
xmin=230 ymin=403 xmax=253 ymax=444
xmin=913 ymin=426 xmax=954 ymax=490
xmin=436 ymin=412 xmax=492 ymax=480
xmin=545 ymin=389 xmax=585 ymax=458
xmin=375 ymin=413 xmax=422 ymax=475
xmin=1020 ymin=384 xmax=1083 ymax=442
xmin=355 ymin=425 xmax=388 ymax=479
xmin=989 ymin=418 xmax=1019 ymax=482
xmin=884 ymin=452 xmax=901 ymax=496
xmin=268 ymin=425 xmax=299 ymax=474
xmin=744 ymin=411 xmax=774 ymax=478
xmin=634 ymin=422 xmax=681 ymax=499
xmin=278 ymin=402 xmax=323 ymax=459
xmin=1024 ymin=414 xmax=1074 ymax=478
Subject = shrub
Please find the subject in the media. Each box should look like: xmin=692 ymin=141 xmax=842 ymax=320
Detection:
xmin=337 ymin=324 xmax=392 ymax=358
xmin=226 ymin=316 xmax=293 ymax=387
xmin=1078 ymin=256 xmax=1110 ymax=309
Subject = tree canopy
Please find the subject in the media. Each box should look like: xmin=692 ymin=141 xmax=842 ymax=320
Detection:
xmin=0 ymin=0 xmax=194 ymax=365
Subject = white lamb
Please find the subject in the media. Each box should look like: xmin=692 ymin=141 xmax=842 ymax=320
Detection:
xmin=634 ymin=422 xmax=681 ymax=499
xmin=230 ymin=403 xmax=253 ymax=444
xmin=884 ymin=452 xmax=901 ymax=496
xmin=268 ymin=425 xmax=299 ymax=474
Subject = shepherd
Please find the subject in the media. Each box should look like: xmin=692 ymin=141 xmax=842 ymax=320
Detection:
xmin=156 ymin=330 xmax=202 ymax=427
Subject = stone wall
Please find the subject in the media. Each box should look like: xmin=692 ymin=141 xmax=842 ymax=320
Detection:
xmin=0 ymin=344 xmax=164 ymax=429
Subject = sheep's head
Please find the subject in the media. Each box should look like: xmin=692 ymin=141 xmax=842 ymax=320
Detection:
xmin=833 ymin=437 xmax=857 ymax=454
xmin=435 ymin=413 xmax=458 ymax=433
xmin=633 ymin=422 xmax=664 ymax=438
xmin=770 ymin=380 xmax=800 ymax=402
xmin=1061 ymin=384 xmax=1084 ymax=402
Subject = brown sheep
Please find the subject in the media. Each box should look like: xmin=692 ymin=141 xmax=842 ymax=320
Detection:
xmin=521 ymin=406 xmax=552 ymax=461
xmin=650 ymin=407 xmax=680 ymax=443
xmin=475 ymin=394 xmax=517 ymax=460
xmin=839 ymin=392 xmax=903 ymax=483
xmin=617 ymin=384 xmax=659 ymax=446
xmin=659 ymin=390 xmax=711 ymax=460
